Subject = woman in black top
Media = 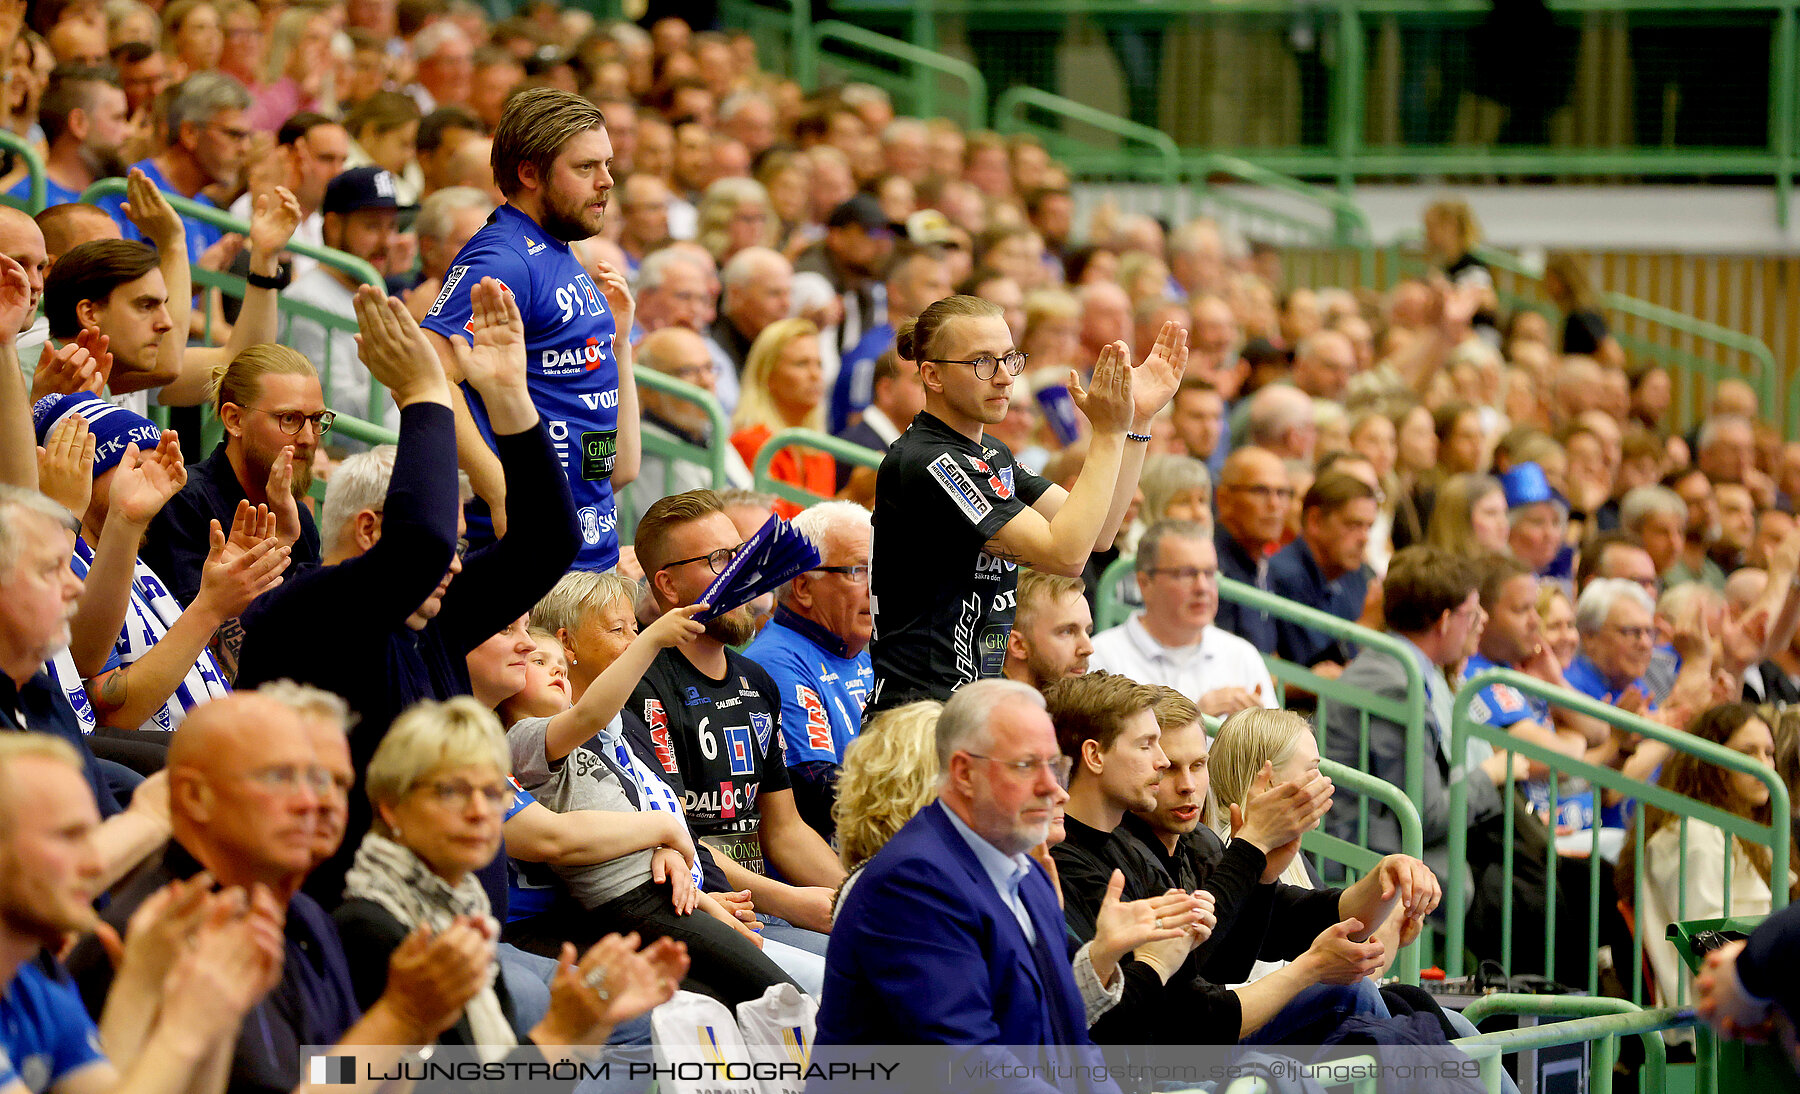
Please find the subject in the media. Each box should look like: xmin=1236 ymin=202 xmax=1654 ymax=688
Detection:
xmin=1545 ymin=253 xmax=1625 ymax=368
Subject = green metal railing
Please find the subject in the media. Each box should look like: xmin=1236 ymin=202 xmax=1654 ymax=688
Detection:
xmin=1446 ymin=669 xmax=1790 ymax=1007
xmin=1309 ymin=757 xmax=1427 ymax=983
xmin=994 ymin=85 xmax=1181 ymax=192
xmin=809 ymin=20 xmax=988 ymax=129
xmin=77 ymin=179 xmax=396 ymax=445
xmin=0 ymin=133 xmax=45 ymax=214
xmin=617 ymin=369 xmax=734 ymax=540
xmin=1214 ymin=1003 xmax=1688 ymax=1094
xmin=1096 ymin=563 xmax=1428 ymax=829
xmin=750 ymin=426 xmax=882 ymax=510
xmin=1386 ymin=236 xmax=1784 ymax=432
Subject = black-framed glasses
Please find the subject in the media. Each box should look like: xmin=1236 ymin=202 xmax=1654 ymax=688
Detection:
xmin=813 ymin=563 xmax=870 ymax=583
xmin=964 ymin=752 xmax=1074 ymax=785
xmin=241 ymin=405 xmax=335 ymax=436
xmin=658 ymin=543 xmax=743 ymax=575
xmin=928 ymin=351 xmax=1028 ymax=381
xmin=1223 ymin=483 xmax=1294 ymax=502
xmin=420 ymin=779 xmax=512 ymax=809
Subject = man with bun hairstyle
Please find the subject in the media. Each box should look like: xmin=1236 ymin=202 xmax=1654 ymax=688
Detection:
xmin=866 ymin=293 xmax=1188 ymax=712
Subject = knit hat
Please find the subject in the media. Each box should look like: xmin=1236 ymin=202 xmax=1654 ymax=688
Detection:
xmin=33 ymin=392 xmax=161 ymax=477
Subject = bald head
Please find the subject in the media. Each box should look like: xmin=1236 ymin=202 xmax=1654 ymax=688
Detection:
xmin=36 ymin=203 xmax=119 ymax=266
xmin=1292 ymin=329 xmax=1354 ymax=401
xmin=638 ymin=325 xmax=717 ymax=432
xmin=1712 ymin=379 xmax=1758 ymax=420
xmin=0 ymin=208 xmax=47 ymax=331
xmin=169 ymin=693 xmax=320 ymax=890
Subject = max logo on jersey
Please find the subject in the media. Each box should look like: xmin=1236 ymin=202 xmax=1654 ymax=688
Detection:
xmin=644 ymin=700 xmax=677 ymax=773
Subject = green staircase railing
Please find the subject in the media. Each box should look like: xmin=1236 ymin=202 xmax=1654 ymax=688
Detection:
xmin=0 ymin=133 xmax=45 ymax=214
xmin=751 ymin=427 xmax=882 ymax=510
xmin=809 ymin=20 xmax=987 ymax=129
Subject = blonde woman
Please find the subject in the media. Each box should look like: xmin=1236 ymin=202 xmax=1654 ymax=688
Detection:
xmin=1424 ymin=472 xmax=1508 ymax=558
xmin=730 ymin=318 xmax=833 ymax=517
xmin=832 ymin=700 xmax=944 ymax=873
xmin=247 ymin=6 xmax=334 ymax=131
xmin=1422 ymin=197 xmax=1497 ymax=341
xmin=1544 ymin=254 xmax=1624 ymax=368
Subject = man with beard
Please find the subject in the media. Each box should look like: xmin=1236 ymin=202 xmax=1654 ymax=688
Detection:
xmin=283 ymin=166 xmax=403 ymax=433
xmin=97 ymin=73 xmax=251 ymax=263
xmin=140 ymin=346 xmax=329 ymax=618
xmin=228 ymin=112 xmax=350 ymax=286
xmin=421 ymin=88 xmax=642 ymax=573
xmin=796 ymin=194 xmax=896 ymax=359
xmin=626 ymin=489 xmax=846 ymax=938
xmin=9 ymin=65 xmax=130 ymax=208
xmin=1002 ymin=568 xmax=1094 ymax=692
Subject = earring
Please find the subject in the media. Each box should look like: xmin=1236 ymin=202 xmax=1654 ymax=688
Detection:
xmin=569 ymin=655 xmax=578 ymax=665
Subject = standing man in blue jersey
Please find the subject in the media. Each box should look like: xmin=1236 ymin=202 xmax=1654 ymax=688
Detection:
xmin=421 ymin=88 xmax=640 ymax=571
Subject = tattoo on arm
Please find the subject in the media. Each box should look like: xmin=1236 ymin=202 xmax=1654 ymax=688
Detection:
xmin=981 ymin=538 xmax=1024 ymax=564
xmin=96 ymin=666 xmax=130 ymax=711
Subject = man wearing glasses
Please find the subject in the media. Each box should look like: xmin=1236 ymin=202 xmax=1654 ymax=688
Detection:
xmin=627 ymin=490 xmax=847 ymax=939
xmin=1212 ymin=446 xmax=1291 ymax=653
xmin=96 ymin=72 xmax=253 ymax=263
xmin=1088 ymin=521 xmax=1275 ymax=717
xmin=868 ymin=295 xmax=1187 ymax=713
xmin=142 ymin=346 xmax=333 ymax=610
xmin=743 ymin=501 xmax=875 ymax=840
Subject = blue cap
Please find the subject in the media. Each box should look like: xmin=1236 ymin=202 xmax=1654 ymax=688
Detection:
xmin=323 ymin=166 xmax=400 ymax=214
xmin=33 ymin=392 xmax=161 ymax=477
xmin=1500 ymin=461 xmax=1567 ymax=511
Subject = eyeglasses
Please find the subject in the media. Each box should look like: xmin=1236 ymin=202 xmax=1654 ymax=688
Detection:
xmin=1147 ymin=566 xmax=1218 ymax=583
xmin=1608 ymin=624 xmax=1655 ymax=643
xmin=420 ymin=779 xmax=512 ymax=809
xmin=813 ymin=563 xmax=870 ymax=583
xmin=929 ymin=352 xmax=1028 ymax=381
xmin=242 ymin=764 xmax=334 ymax=794
xmin=964 ymin=752 xmax=1074 ymax=785
xmin=240 ymin=405 xmax=335 ymax=436
xmin=658 ymin=543 xmax=743 ymax=575
xmin=1224 ymin=483 xmax=1295 ymax=502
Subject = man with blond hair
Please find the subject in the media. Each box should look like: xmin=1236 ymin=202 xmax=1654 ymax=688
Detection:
xmin=1002 ymin=568 xmax=1093 ymax=691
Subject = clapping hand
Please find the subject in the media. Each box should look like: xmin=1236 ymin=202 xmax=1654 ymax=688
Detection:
xmin=32 ymin=330 xmax=113 ymax=402
xmin=353 ymin=285 xmax=445 ymax=406
xmin=263 ymin=448 xmax=304 ymax=545
xmin=107 ymin=432 xmax=187 ymax=527
xmin=383 ymin=916 xmax=498 ymax=1039
xmin=0 ymin=251 xmax=31 ymax=340
xmin=1130 ymin=320 xmax=1190 ymax=424
xmin=194 ymin=511 xmax=289 ymax=621
xmin=248 ymin=186 xmax=303 ymax=262
xmin=1070 ymin=340 xmax=1134 ymax=436
xmin=592 ymin=259 xmax=635 ymax=338
xmin=121 ymin=168 xmax=185 ymax=254
xmin=37 ymin=414 xmax=95 ymax=516
xmin=448 ymin=277 xmax=527 ymax=396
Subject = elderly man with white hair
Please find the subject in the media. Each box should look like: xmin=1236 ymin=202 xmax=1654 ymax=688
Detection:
xmin=1245 ymin=383 xmax=1317 ymax=464
xmin=708 ymin=245 xmax=792 ymax=380
xmin=742 ymin=501 xmax=874 ymax=840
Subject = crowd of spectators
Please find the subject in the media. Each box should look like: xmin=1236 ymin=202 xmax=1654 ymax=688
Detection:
xmin=0 ymin=0 xmax=1796 ymax=1083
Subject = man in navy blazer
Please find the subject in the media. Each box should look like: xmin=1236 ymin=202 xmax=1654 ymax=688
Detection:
xmin=816 ymin=679 xmax=1112 ymax=1086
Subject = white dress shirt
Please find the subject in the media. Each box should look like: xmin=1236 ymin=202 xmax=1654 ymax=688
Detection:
xmin=1087 ymin=613 xmax=1277 ymax=707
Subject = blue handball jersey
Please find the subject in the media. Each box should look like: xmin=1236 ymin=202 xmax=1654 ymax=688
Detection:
xmin=421 ymin=204 xmax=622 ymax=570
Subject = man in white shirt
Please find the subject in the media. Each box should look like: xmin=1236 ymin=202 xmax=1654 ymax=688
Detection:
xmin=1088 ymin=520 xmax=1276 ymax=716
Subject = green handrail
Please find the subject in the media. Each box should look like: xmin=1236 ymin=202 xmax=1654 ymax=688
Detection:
xmin=993 ymin=86 xmax=1180 ymax=192
xmin=750 ymin=426 xmax=881 ymax=510
xmin=1446 ymin=668 xmax=1790 ymax=1002
xmin=0 ymin=132 xmax=45 ymax=214
xmin=1307 ymin=757 xmax=1426 ymax=983
xmin=1455 ymin=997 xmax=1680 ymax=1094
xmin=809 ymin=21 xmax=987 ymax=130
xmin=617 ymin=369 xmax=733 ymax=540
xmin=1469 ymin=243 xmax=1782 ymax=430
xmin=80 ymin=177 xmax=395 ymax=440
xmin=1185 ymin=151 xmax=1376 ymax=254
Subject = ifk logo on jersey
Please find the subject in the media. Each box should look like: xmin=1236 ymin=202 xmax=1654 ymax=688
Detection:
xmin=749 ymin=710 xmax=773 ymax=751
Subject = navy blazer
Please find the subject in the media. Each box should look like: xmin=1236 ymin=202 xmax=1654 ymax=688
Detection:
xmin=817 ymin=801 xmax=1090 ymax=1046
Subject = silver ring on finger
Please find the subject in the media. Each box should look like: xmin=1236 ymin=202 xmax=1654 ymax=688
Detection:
xmin=583 ymin=966 xmax=610 ymax=1000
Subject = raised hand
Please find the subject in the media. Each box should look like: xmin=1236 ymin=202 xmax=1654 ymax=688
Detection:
xmin=196 ymin=234 xmax=244 ymax=274
xmin=592 ymin=259 xmax=635 ymax=337
xmin=248 ymin=185 xmax=303 ymax=260
xmin=0 ymin=251 xmax=31 ymax=339
xmin=352 ymin=285 xmax=445 ymax=405
xmin=1230 ymin=763 xmax=1334 ymax=866
xmin=108 ymin=432 xmax=187 ymax=527
xmin=32 ymin=330 xmax=113 ymax=402
xmin=642 ymin=603 xmax=706 ymax=652
xmin=120 ymin=168 xmax=185 ymax=253
xmin=448 ymin=277 xmax=527 ymax=395
xmin=1129 ymin=320 xmax=1190 ymax=424
xmin=194 ymin=516 xmax=289 ymax=621
xmin=1069 ymin=340 xmax=1134 ymax=436
xmin=36 ymin=414 xmax=95 ymax=516
xmin=257 ymin=446 xmax=303 ymax=545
